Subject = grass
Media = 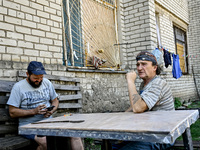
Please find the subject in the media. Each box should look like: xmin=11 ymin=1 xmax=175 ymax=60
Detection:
xmin=187 ymin=101 xmax=200 ymax=109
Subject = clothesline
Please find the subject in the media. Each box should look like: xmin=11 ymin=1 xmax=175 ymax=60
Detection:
xmin=154 ymin=46 xmax=182 ymax=79
xmin=157 ymin=46 xmax=176 ymax=55
xmin=157 ymin=46 xmax=198 ymax=58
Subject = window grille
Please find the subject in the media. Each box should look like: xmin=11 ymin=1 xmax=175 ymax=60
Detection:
xmin=62 ymin=0 xmax=120 ymax=69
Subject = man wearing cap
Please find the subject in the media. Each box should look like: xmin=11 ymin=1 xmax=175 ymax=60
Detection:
xmin=7 ymin=61 xmax=84 ymax=150
xmin=112 ymin=51 xmax=174 ymax=150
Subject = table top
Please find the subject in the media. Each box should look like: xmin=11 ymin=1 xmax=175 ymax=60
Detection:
xmin=19 ymin=110 xmax=199 ymax=144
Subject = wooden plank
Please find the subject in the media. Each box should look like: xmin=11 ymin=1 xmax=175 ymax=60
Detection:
xmin=177 ymin=43 xmax=185 ymax=72
xmin=46 ymin=75 xmax=80 ymax=83
xmin=0 ymin=124 xmax=18 ymax=134
xmin=0 ymin=80 xmax=16 ymax=92
xmin=53 ymin=84 xmax=80 ymax=91
xmin=18 ymin=71 xmax=80 ymax=82
xmin=59 ymin=93 xmax=82 ymax=101
xmin=0 ymin=96 xmax=9 ymax=105
xmin=0 ymin=136 xmax=31 ymax=150
xmin=174 ymin=140 xmax=200 ymax=148
xmin=0 ymin=108 xmax=16 ymax=122
xmin=58 ymin=103 xmax=82 ymax=109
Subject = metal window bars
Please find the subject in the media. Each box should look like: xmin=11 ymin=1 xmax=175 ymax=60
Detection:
xmin=62 ymin=0 xmax=120 ymax=69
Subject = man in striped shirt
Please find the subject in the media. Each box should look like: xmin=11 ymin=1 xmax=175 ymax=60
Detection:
xmin=126 ymin=51 xmax=174 ymax=113
xmin=113 ymin=51 xmax=174 ymax=150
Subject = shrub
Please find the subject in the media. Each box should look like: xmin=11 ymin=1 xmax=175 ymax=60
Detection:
xmin=174 ymin=97 xmax=182 ymax=109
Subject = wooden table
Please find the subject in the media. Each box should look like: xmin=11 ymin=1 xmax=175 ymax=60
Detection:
xmin=19 ymin=110 xmax=199 ymax=150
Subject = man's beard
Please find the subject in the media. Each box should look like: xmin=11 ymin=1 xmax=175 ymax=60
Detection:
xmin=28 ymin=77 xmax=42 ymax=88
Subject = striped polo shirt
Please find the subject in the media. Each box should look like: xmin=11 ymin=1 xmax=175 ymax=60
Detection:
xmin=139 ymin=77 xmax=175 ymax=111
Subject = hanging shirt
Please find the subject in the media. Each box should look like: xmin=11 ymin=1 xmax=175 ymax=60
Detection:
xmin=152 ymin=48 xmax=162 ymax=65
xmin=163 ymin=49 xmax=171 ymax=68
xmin=172 ymin=54 xmax=182 ymax=79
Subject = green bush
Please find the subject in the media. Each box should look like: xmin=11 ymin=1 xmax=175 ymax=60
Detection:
xmin=174 ymin=97 xmax=182 ymax=109
xmin=84 ymin=138 xmax=101 ymax=150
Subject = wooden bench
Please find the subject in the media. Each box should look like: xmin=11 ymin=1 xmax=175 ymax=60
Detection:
xmin=173 ymin=140 xmax=200 ymax=149
xmin=0 ymin=80 xmax=32 ymax=150
xmin=0 ymin=71 xmax=82 ymax=150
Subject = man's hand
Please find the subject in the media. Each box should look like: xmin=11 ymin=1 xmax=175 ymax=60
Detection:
xmin=44 ymin=110 xmax=53 ymax=118
xmin=126 ymin=70 xmax=137 ymax=82
xmin=35 ymin=104 xmax=47 ymax=115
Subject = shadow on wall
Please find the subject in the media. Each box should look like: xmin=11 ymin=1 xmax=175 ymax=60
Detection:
xmin=82 ymin=81 xmax=129 ymax=113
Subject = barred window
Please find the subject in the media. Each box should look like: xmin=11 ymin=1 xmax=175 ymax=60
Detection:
xmin=62 ymin=0 xmax=120 ymax=69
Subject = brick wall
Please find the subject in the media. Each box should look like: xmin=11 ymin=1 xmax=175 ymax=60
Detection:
xmin=119 ymin=0 xmax=199 ymax=102
xmin=188 ymin=0 xmax=200 ymax=98
xmin=0 ymin=0 xmax=130 ymax=113
xmin=120 ymin=0 xmax=157 ymax=70
xmin=0 ymin=0 xmax=199 ymax=113
xmin=0 ymin=0 xmax=63 ymax=64
xmin=155 ymin=0 xmax=189 ymax=23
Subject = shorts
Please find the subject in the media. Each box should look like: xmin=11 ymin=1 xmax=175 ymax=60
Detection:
xmin=21 ymin=134 xmax=35 ymax=140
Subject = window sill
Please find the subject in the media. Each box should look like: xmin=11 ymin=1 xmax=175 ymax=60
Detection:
xmin=67 ymin=68 xmax=127 ymax=74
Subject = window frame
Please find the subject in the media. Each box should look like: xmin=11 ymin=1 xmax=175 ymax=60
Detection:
xmin=173 ymin=25 xmax=189 ymax=74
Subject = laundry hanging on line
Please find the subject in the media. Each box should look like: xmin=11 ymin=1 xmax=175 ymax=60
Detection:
xmin=154 ymin=47 xmax=182 ymax=79
xmin=172 ymin=54 xmax=182 ymax=79
xmin=163 ymin=49 xmax=172 ymax=68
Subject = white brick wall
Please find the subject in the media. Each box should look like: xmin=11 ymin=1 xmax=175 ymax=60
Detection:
xmin=0 ymin=0 xmax=199 ymax=113
xmin=0 ymin=0 xmax=63 ymax=64
xmin=155 ymin=0 xmax=189 ymax=24
xmin=120 ymin=0 xmax=157 ymax=69
xmin=119 ymin=0 xmax=199 ymax=102
xmin=188 ymin=0 xmax=200 ymax=96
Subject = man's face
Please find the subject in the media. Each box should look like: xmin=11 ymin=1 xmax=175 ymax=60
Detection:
xmin=136 ymin=60 xmax=157 ymax=80
xmin=27 ymin=73 xmax=43 ymax=88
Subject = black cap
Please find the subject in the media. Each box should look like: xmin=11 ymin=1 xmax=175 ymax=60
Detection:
xmin=27 ymin=61 xmax=46 ymax=75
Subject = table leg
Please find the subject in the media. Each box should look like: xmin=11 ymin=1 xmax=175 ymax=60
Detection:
xmin=102 ymin=139 xmax=112 ymax=150
xmin=46 ymin=136 xmax=71 ymax=150
xmin=182 ymin=127 xmax=193 ymax=150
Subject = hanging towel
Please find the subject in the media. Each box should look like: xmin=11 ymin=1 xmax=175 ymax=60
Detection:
xmin=172 ymin=54 xmax=182 ymax=79
xmin=163 ymin=49 xmax=171 ymax=68
xmin=152 ymin=48 xmax=162 ymax=65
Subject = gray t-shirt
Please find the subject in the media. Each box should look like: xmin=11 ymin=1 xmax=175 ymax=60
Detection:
xmin=7 ymin=78 xmax=58 ymax=126
xmin=140 ymin=77 xmax=175 ymax=111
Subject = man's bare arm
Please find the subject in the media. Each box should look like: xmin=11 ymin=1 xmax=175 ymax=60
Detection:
xmin=9 ymin=104 xmax=47 ymax=118
xmin=126 ymin=71 xmax=148 ymax=113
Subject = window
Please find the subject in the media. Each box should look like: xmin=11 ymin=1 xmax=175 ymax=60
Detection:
xmin=173 ymin=26 xmax=188 ymax=74
xmin=62 ymin=0 xmax=120 ymax=69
